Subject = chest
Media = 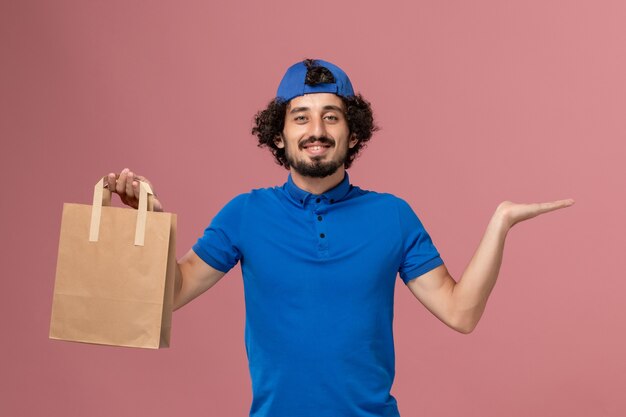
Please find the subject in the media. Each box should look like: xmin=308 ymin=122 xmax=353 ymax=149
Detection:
xmin=237 ymin=197 xmax=403 ymax=298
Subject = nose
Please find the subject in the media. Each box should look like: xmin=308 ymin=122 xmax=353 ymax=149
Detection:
xmin=308 ymin=116 xmax=328 ymax=139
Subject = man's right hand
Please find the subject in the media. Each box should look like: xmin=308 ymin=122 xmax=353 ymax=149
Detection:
xmin=106 ymin=168 xmax=163 ymax=212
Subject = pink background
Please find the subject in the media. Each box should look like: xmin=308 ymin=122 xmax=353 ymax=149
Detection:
xmin=2 ymin=1 xmax=624 ymax=416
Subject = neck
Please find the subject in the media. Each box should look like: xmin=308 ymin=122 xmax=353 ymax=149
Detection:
xmin=290 ymin=168 xmax=346 ymax=195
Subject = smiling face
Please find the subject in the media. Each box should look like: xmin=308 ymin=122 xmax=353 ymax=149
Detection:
xmin=274 ymin=93 xmax=358 ymax=178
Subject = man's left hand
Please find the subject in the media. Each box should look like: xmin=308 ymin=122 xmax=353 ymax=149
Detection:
xmin=496 ymin=199 xmax=575 ymax=230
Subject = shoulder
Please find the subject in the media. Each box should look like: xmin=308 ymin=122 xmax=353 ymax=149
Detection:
xmin=348 ymin=186 xmax=412 ymax=210
xmin=222 ymin=184 xmax=282 ymax=204
xmin=247 ymin=185 xmax=287 ymax=205
xmin=220 ymin=191 xmax=252 ymax=211
xmin=219 ymin=185 xmax=285 ymax=213
xmin=350 ymin=187 xmax=425 ymax=229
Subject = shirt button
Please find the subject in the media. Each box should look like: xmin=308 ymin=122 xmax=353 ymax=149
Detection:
xmin=317 ymin=215 xmax=323 ymax=221
xmin=319 ymin=233 xmax=325 ymax=238
xmin=316 ymin=198 xmax=321 ymax=203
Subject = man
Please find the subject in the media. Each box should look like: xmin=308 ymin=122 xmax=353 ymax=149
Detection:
xmin=107 ymin=59 xmax=574 ymax=417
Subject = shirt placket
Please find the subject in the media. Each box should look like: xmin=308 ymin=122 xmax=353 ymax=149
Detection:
xmin=313 ymin=197 xmax=329 ymax=258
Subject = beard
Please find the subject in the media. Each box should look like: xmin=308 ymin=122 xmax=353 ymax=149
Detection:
xmin=284 ymin=136 xmax=348 ymax=178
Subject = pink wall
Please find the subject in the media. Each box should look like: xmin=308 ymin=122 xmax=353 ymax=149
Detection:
xmin=2 ymin=1 xmax=625 ymax=416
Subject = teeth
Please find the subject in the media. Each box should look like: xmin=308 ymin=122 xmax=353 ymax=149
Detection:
xmin=304 ymin=145 xmax=327 ymax=152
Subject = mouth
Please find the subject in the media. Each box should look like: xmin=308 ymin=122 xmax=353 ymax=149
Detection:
xmin=300 ymin=140 xmax=334 ymax=157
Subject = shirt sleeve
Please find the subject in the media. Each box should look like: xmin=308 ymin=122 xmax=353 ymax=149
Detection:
xmin=192 ymin=194 xmax=247 ymax=273
xmin=396 ymin=198 xmax=444 ymax=284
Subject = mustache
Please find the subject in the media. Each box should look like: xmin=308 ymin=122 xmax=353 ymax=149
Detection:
xmin=298 ymin=136 xmax=335 ymax=150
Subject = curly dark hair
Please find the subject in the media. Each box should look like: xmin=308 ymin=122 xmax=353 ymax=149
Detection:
xmin=252 ymin=60 xmax=378 ymax=169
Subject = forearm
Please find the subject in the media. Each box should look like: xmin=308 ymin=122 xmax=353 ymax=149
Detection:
xmin=173 ymin=264 xmax=185 ymax=310
xmin=451 ymin=209 xmax=510 ymax=332
xmin=173 ymin=262 xmax=207 ymax=311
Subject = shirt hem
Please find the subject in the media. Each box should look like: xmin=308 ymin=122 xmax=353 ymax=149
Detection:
xmin=401 ymin=257 xmax=444 ymax=284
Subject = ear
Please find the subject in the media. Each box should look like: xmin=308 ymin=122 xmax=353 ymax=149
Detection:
xmin=348 ymin=133 xmax=358 ymax=149
xmin=274 ymin=134 xmax=285 ymax=149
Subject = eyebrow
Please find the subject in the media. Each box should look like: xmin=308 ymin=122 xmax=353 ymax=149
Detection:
xmin=289 ymin=105 xmax=345 ymax=114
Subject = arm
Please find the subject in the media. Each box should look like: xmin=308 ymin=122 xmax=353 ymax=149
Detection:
xmin=407 ymin=199 xmax=574 ymax=334
xmin=174 ymin=250 xmax=226 ymax=310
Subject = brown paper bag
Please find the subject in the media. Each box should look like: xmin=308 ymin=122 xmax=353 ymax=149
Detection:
xmin=50 ymin=178 xmax=177 ymax=349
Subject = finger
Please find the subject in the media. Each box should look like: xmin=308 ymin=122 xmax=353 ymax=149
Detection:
xmin=152 ymin=197 xmax=163 ymax=212
xmin=116 ymin=168 xmax=129 ymax=194
xmin=134 ymin=174 xmax=152 ymax=189
xmin=136 ymin=177 xmax=163 ymax=211
xmin=126 ymin=171 xmax=136 ymax=199
xmin=132 ymin=179 xmax=140 ymax=200
xmin=106 ymin=173 xmax=117 ymax=190
xmin=537 ymin=199 xmax=575 ymax=214
xmin=134 ymin=174 xmax=157 ymax=196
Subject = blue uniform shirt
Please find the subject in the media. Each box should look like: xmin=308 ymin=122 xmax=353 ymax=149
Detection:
xmin=193 ymin=173 xmax=444 ymax=417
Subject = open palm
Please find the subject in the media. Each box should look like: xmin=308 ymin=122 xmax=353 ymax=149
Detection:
xmin=497 ymin=199 xmax=575 ymax=229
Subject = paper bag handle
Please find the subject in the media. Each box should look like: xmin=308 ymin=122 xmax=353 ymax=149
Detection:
xmin=89 ymin=177 xmax=155 ymax=246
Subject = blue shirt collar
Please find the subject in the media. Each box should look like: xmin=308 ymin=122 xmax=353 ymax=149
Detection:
xmin=284 ymin=172 xmax=352 ymax=207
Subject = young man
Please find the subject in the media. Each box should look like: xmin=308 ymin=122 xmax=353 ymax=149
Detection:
xmin=107 ymin=59 xmax=573 ymax=417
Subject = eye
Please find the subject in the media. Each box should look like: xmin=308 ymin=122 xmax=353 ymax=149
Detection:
xmin=293 ymin=115 xmax=307 ymax=123
xmin=324 ymin=114 xmax=340 ymax=122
